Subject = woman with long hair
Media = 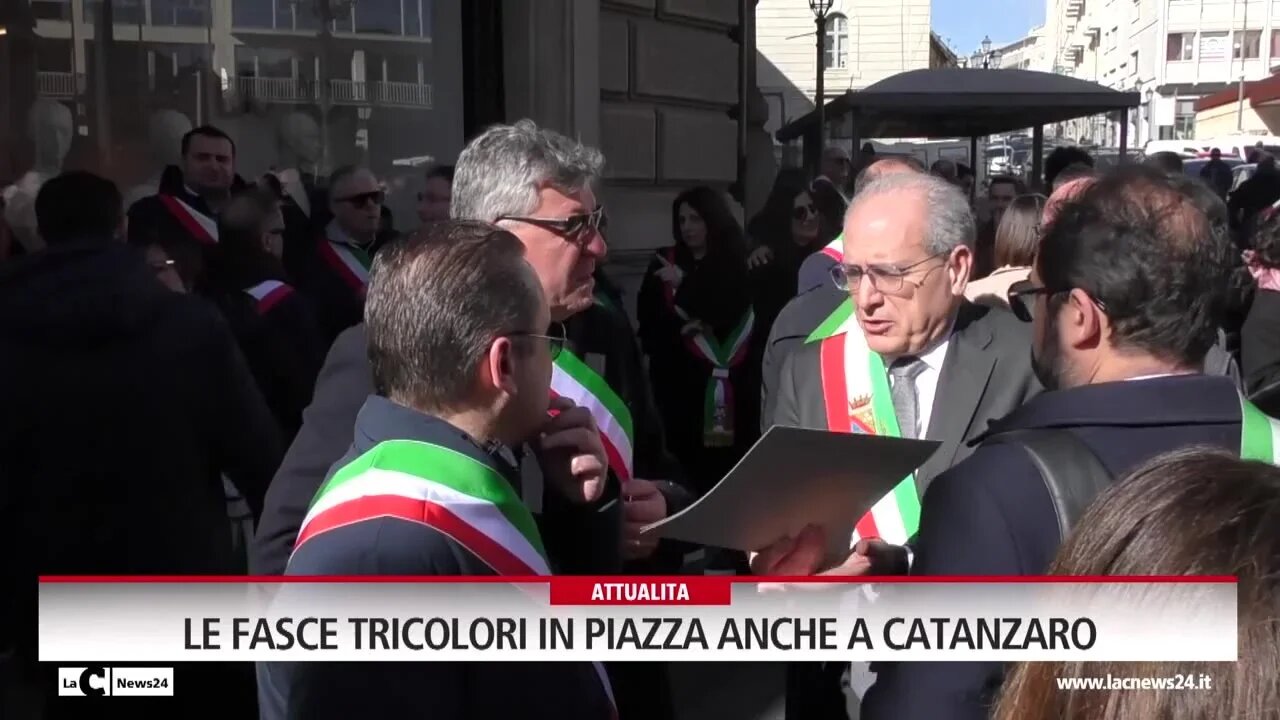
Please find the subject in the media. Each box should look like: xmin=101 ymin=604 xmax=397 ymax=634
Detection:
xmin=638 ymin=186 xmax=758 ymax=493
xmin=206 ymin=186 xmax=325 ymax=441
xmin=964 ymin=193 xmax=1047 ymax=306
xmin=995 ymin=448 xmax=1280 ymax=720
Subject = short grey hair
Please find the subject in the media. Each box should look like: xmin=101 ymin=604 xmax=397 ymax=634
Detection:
xmin=847 ymin=172 xmax=975 ymax=254
xmin=451 ymin=119 xmax=605 ymax=223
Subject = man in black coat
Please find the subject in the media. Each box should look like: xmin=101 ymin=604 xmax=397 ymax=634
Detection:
xmin=0 ymin=172 xmax=281 ymax=718
xmin=757 ymin=166 xmax=1251 ymax=720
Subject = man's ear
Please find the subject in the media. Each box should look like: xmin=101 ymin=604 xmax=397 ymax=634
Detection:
xmin=948 ymin=244 xmax=973 ymax=295
xmin=1064 ymin=288 xmax=1103 ymax=350
xmin=485 ymin=337 xmax=520 ymax=396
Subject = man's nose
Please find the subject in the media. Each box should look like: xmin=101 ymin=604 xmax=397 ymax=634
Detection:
xmin=584 ymin=229 xmax=608 ymax=261
xmin=855 ymin=272 xmax=883 ymax=308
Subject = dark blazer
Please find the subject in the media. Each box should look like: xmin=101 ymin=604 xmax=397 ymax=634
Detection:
xmin=759 ymin=282 xmax=846 ymax=430
xmin=860 ymin=374 xmax=1245 ymax=720
xmin=772 ymin=301 xmax=1041 ymax=490
xmin=1242 ymin=289 xmax=1280 ymax=398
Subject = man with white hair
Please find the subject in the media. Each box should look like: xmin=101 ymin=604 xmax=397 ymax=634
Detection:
xmin=765 ymin=171 xmax=1040 ymax=719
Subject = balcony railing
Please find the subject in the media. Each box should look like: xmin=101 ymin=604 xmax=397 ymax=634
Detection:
xmin=36 ymin=71 xmax=85 ymax=98
xmin=1065 ymin=0 xmax=1084 ymax=19
xmin=233 ymin=76 xmax=432 ymax=108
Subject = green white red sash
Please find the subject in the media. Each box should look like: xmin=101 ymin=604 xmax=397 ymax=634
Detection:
xmin=819 ymin=235 xmax=843 ymax=263
xmin=158 ymin=194 xmax=218 ymax=245
xmin=244 ymin=280 xmax=294 ymax=314
xmin=550 ymin=351 xmax=635 ymax=482
xmin=814 ymin=303 xmax=920 ymax=546
xmin=1237 ymin=393 xmax=1280 ymax=463
xmin=658 ymin=250 xmax=754 ymax=446
xmin=318 ymin=223 xmax=372 ymax=298
xmin=292 ymin=439 xmax=616 ymax=715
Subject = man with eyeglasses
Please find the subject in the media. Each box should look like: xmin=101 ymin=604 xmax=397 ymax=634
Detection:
xmin=260 ymin=220 xmax=616 ymax=720
xmin=758 ymin=171 xmax=1039 ymax=719
xmin=253 ymin=120 xmax=690 ymax=719
xmin=291 ymin=165 xmax=387 ymax=344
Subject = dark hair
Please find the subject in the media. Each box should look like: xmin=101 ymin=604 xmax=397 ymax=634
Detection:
xmin=1037 ymin=165 xmax=1232 ymax=368
xmin=746 ymin=168 xmax=810 ymax=248
xmin=426 ymin=165 xmax=455 ymax=184
xmin=988 ymin=175 xmax=1026 ymax=195
xmin=180 ymin=125 xmax=235 ymax=157
xmin=366 ymin=220 xmax=540 ymax=412
xmin=1144 ymin=150 xmax=1184 ymax=174
xmin=1168 ymin=173 xmax=1229 ymax=250
xmin=994 ymin=193 xmax=1047 ymax=267
xmin=1045 ymin=146 xmax=1095 ymax=190
xmin=207 ymin=187 xmax=287 ymax=293
xmin=1249 ymin=207 xmax=1280 ymax=267
xmin=328 ymin=164 xmax=368 ymax=191
xmin=35 ymin=171 xmax=123 ymax=245
xmin=671 ymin=186 xmax=747 ymax=262
xmin=996 ymin=448 xmax=1280 ymax=720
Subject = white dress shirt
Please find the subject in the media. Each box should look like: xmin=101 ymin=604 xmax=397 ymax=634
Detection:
xmin=888 ymin=333 xmax=952 ymax=439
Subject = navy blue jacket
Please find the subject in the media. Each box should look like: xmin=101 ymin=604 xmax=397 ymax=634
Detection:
xmin=259 ymin=397 xmax=615 ymax=720
xmin=861 ymin=374 xmax=1244 ymax=720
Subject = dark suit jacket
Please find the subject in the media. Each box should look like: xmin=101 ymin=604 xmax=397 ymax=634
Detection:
xmin=772 ymin=301 xmax=1040 ymax=490
xmin=860 ymin=374 xmax=1244 ymax=720
xmin=760 ymin=283 xmax=847 ymax=430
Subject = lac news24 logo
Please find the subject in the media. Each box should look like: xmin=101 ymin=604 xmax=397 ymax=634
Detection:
xmin=58 ymin=667 xmax=174 ymax=697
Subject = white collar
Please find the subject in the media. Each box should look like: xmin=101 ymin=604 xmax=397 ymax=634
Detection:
xmin=916 ymin=330 xmax=952 ymax=372
xmin=326 ymin=219 xmax=369 ymax=249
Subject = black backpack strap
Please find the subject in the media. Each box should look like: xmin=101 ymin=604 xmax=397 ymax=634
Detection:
xmin=985 ymin=429 xmax=1114 ymax=542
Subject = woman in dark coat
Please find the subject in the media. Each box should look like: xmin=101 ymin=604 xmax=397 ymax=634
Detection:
xmin=206 ymin=187 xmax=326 ymax=442
xmin=637 ymin=186 xmax=758 ymax=494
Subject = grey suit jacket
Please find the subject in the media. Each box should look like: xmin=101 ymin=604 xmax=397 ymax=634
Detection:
xmin=771 ymin=301 xmax=1041 ymax=492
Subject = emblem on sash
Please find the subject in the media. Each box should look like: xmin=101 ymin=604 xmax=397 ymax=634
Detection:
xmin=848 ymin=394 xmax=876 ymax=434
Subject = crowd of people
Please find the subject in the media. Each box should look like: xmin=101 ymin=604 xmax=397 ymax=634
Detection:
xmin=1 ymin=117 xmax=1279 ymax=720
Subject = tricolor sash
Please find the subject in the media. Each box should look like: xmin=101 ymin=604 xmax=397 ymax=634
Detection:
xmin=1237 ymin=393 xmax=1280 ymax=463
xmin=814 ymin=302 xmax=921 ymax=546
xmin=158 ymin=194 xmax=218 ymax=245
xmin=293 ymin=439 xmax=616 ymax=715
xmin=658 ymin=250 xmax=754 ymax=446
xmin=550 ymin=351 xmax=635 ymax=481
xmin=819 ymin=235 xmax=843 ymax=263
xmin=244 ymin=280 xmax=294 ymax=314
xmin=318 ymin=226 xmax=372 ymax=298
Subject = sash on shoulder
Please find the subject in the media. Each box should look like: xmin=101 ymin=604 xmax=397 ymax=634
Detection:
xmin=550 ymin=350 xmax=635 ymax=482
xmin=318 ymin=228 xmax=372 ymax=299
xmin=158 ymin=194 xmax=218 ymax=245
xmin=1238 ymin=392 xmax=1280 ymax=463
xmin=813 ymin=299 xmax=921 ymax=546
xmin=244 ymin=280 xmax=294 ymax=314
xmin=293 ymin=438 xmax=616 ymax=716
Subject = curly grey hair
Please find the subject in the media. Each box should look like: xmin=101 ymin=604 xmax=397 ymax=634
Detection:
xmin=451 ymin=119 xmax=605 ymax=223
xmin=846 ymin=171 xmax=975 ymax=254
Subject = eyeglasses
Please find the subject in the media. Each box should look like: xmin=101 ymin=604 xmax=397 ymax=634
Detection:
xmin=1007 ymin=280 xmax=1108 ymax=322
xmin=829 ymin=252 xmax=948 ymax=293
xmin=336 ymin=190 xmax=385 ymax=207
xmin=497 ymin=205 xmax=607 ymax=243
xmin=792 ymin=204 xmax=817 ymax=221
xmin=506 ymin=321 xmax=567 ymax=359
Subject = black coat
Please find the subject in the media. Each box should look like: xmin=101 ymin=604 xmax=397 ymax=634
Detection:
xmin=860 ymin=375 xmax=1245 ymax=720
xmin=0 ymin=241 xmax=281 ymax=717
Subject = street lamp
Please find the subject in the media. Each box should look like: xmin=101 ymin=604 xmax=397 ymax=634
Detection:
xmin=975 ymin=35 xmax=1001 ymax=69
xmin=809 ymin=0 xmax=834 ymax=158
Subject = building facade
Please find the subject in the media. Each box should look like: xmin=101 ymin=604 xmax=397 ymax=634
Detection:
xmin=1047 ymin=0 xmax=1280 ymax=145
xmin=1 ymin=0 xmax=748 ymax=310
xmin=994 ymin=26 xmax=1050 ymax=71
xmin=755 ymin=0 xmax=933 ymax=139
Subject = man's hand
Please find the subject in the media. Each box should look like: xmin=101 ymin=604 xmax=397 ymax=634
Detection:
xmin=622 ymin=478 xmax=667 ymax=560
xmin=533 ymin=397 xmax=607 ymax=504
xmin=750 ymin=526 xmax=895 ymax=579
xmin=747 ymin=245 xmax=773 ymax=269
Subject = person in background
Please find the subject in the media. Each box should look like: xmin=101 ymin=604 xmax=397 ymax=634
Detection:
xmin=291 ymin=165 xmax=386 ymax=345
xmin=638 ymin=186 xmax=757 ymax=494
xmin=955 ymin=163 xmax=976 ymax=199
xmin=1040 ymin=176 xmax=1096 ymax=229
xmin=818 ymin=146 xmax=853 ymax=197
xmin=965 ymin=193 xmax=1046 ymax=307
xmin=748 ymin=178 xmax=836 ymax=338
xmin=416 ymin=164 xmax=454 ymax=224
xmin=0 ymin=172 xmax=280 ymax=717
xmin=206 ymin=187 xmax=325 ymax=441
xmin=1240 ymin=207 xmax=1280 ymax=402
xmin=972 ymin=175 xmax=1027 ymax=280
xmin=929 ymin=158 xmax=958 ymax=185
xmin=995 ymin=449 xmax=1280 ymax=720
xmin=128 ymin=125 xmax=246 ymax=292
xmin=261 ymin=221 xmax=616 ymax=720
xmin=1043 ymin=146 xmax=1094 ymax=193
xmin=856 ymin=142 xmax=877 ymax=176
xmin=1229 ymin=154 xmax=1280 ymax=237
xmin=1144 ymin=151 xmax=1184 ymax=175
xmin=1200 ymin=147 xmax=1234 ymax=199
xmin=143 ymin=240 xmax=189 ymax=293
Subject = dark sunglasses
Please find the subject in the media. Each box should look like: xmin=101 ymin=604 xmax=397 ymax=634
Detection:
xmin=336 ymin=190 xmax=385 ymax=207
xmin=497 ymin=205 xmax=607 ymax=242
xmin=1007 ymin=280 xmax=1108 ymax=322
xmin=792 ymin=204 xmax=817 ymax=221
xmin=507 ymin=321 xmax=567 ymax=359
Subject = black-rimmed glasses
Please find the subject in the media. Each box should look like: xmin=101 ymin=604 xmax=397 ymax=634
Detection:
xmin=829 ymin=251 xmax=948 ymax=293
xmin=507 ymin=321 xmax=567 ymax=359
xmin=497 ymin=205 xmax=607 ymax=242
xmin=1007 ymin=280 xmax=1108 ymax=322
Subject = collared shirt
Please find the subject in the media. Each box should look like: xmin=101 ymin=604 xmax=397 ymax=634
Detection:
xmin=887 ymin=328 xmax=953 ymax=439
xmin=324 ymin=218 xmax=371 ymax=250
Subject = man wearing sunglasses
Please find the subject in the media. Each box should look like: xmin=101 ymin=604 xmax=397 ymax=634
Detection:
xmin=254 ymin=120 xmax=690 ymax=719
xmin=291 ymin=165 xmax=386 ymax=344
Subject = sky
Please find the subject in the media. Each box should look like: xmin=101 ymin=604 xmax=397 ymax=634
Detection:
xmin=932 ymin=0 xmax=1045 ymax=58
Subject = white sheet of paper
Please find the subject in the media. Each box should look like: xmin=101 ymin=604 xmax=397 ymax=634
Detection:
xmin=640 ymin=426 xmax=939 ymax=553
